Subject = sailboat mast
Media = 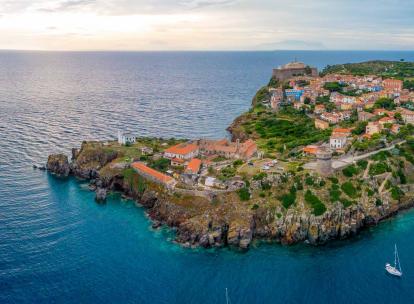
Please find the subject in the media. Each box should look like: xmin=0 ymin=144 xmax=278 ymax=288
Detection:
xmin=225 ymin=288 xmax=229 ymax=304
xmin=394 ymin=244 xmax=397 ymax=268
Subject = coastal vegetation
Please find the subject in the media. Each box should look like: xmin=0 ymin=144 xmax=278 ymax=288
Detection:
xmin=321 ymin=60 xmax=414 ymax=78
xmin=235 ymin=106 xmax=330 ymax=154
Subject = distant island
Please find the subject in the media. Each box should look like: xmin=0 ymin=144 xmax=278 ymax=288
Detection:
xmin=46 ymin=60 xmax=414 ymax=250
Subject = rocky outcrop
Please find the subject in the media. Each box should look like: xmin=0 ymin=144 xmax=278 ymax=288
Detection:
xmin=95 ymin=187 xmax=107 ymax=203
xmin=70 ymin=142 xmax=118 ymax=179
xmin=46 ymin=154 xmax=70 ymax=177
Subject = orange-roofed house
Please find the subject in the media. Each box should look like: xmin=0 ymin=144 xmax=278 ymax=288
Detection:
xmin=185 ymin=158 xmax=202 ymax=175
xmin=366 ymin=121 xmax=382 ymax=136
xmin=378 ymin=116 xmax=396 ymax=126
xmin=383 ymin=79 xmax=403 ymax=91
xmin=131 ymin=162 xmax=176 ymax=188
xmin=314 ymin=104 xmax=325 ymax=114
xmin=303 ymin=145 xmax=319 ymax=155
xmin=197 ymin=138 xmax=257 ymax=160
xmin=332 ymin=128 xmax=352 ymax=137
xmin=391 ymin=124 xmax=401 ymax=134
xmin=164 ymin=142 xmax=199 ymax=160
xmin=373 ymin=108 xmax=395 ymax=117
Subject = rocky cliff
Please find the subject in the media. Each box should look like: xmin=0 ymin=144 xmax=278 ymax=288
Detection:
xmin=46 ymin=139 xmax=414 ymax=250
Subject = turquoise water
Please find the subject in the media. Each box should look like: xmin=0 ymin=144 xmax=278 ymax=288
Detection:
xmin=1 ymin=51 xmax=414 ymax=303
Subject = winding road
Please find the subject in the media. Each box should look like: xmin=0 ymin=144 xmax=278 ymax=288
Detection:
xmin=304 ymin=140 xmax=406 ymax=170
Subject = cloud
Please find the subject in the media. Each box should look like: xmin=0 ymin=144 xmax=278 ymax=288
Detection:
xmin=179 ymin=0 xmax=238 ymax=9
xmin=35 ymin=0 xmax=96 ymax=13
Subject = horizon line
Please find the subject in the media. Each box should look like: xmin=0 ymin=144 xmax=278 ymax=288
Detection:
xmin=0 ymin=49 xmax=414 ymax=53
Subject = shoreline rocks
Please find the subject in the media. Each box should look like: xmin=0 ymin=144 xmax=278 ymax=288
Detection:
xmin=45 ymin=143 xmax=414 ymax=250
xmin=46 ymin=154 xmax=70 ymax=177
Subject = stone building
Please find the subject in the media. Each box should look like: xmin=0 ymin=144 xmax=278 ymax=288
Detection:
xmin=272 ymin=61 xmax=318 ymax=82
xmin=316 ymin=147 xmax=333 ymax=176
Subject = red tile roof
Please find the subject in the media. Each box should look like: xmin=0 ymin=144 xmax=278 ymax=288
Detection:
xmin=131 ymin=162 xmax=174 ymax=184
xmin=185 ymin=158 xmax=202 ymax=174
xmin=164 ymin=143 xmax=198 ymax=156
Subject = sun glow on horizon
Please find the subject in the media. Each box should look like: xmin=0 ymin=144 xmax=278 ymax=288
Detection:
xmin=0 ymin=0 xmax=413 ymax=51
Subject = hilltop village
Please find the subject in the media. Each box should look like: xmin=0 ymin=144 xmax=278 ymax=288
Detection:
xmin=47 ymin=60 xmax=414 ymax=249
xmin=266 ymin=61 xmax=414 ymax=158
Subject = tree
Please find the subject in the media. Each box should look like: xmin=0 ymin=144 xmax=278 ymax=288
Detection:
xmin=394 ymin=112 xmax=403 ymax=124
xmin=352 ymin=121 xmax=368 ymax=135
xmin=324 ymin=82 xmax=344 ymax=92
xmin=305 ymin=65 xmax=312 ymax=75
xmin=374 ymin=97 xmax=395 ymax=110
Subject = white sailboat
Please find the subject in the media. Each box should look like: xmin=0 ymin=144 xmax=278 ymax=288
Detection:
xmin=385 ymin=244 xmax=402 ymax=277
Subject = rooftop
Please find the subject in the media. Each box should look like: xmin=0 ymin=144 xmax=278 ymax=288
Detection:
xmin=164 ymin=142 xmax=199 ymax=155
xmin=131 ymin=162 xmax=174 ymax=184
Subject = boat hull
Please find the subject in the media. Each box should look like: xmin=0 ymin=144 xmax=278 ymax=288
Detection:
xmin=385 ymin=263 xmax=402 ymax=277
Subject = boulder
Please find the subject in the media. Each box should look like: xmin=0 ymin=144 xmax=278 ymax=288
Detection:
xmin=95 ymin=187 xmax=107 ymax=203
xmin=46 ymin=154 xmax=70 ymax=177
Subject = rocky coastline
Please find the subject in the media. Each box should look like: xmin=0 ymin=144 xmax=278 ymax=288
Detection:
xmin=46 ymin=140 xmax=414 ymax=250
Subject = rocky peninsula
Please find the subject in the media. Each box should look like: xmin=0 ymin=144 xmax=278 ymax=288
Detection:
xmin=46 ymin=60 xmax=414 ymax=250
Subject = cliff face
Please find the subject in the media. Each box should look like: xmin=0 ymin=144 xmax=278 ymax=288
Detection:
xmin=71 ymin=141 xmax=119 ymax=179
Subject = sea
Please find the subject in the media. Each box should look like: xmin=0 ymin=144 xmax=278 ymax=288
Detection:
xmin=1 ymin=51 xmax=414 ymax=303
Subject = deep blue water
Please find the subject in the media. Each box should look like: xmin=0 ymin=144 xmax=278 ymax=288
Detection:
xmin=1 ymin=51 xmax=414 ymax=303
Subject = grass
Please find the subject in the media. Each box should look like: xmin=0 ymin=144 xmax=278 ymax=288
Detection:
xmin=341 ymin=182 xmax=359 ymax=199
xmin=304 ymin=190 xmax=326 ymax=216
xmin=369 ymin=162 xmax=390 ymax=176
xmin=329 ymin=185 xmax=342 ymax=203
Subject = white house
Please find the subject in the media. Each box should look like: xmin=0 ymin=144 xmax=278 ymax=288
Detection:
xmin=330 ymin=135 xmax=347 ymax=150
xmin=118 ymin=131 xmax=136 ymax=145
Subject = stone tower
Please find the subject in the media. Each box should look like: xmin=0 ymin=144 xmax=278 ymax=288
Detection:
xmin=316 ymin=147 xmax=333 ymax=176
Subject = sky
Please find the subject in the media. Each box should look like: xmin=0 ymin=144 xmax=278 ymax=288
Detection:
xmin=0 ymin=0 xmax=413 ymax=51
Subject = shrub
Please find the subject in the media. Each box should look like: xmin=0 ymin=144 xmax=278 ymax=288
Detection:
xmin=397 ymin=169 xmax=407 ymax=184
xmin=279 ymin=186 xmax=297 ymax=209
xmin=369 ymin=162 xmax=390 ymax=176
xmin=233 ymin=159 xmax=243 ymax=168
xmin=253 ymin=172 xmax=267 ymax=181
xmin=356 ymin=159 xmax=368 ymax=170
xmin=237 ymin=187 xmax=250 ymax=201
xmin=375 ymin=198 xmax=383 ymax=206
xmin=391 ymin=186 xmax=404 ymax=201
xmin=367 ymin=189 xmax=375 ymax=197
xmin=329 ymin=177 xmax=339 ymax=184
xmin=340 ymin=198 xmax=354 ymax=208
xmin=371 ymin=151 xmax=391 ymax=161
xmin=330 ymin=188 xmax=342 ymax=203
xmin=341 ymin=182 xmax=359 ymax=199
xmin=251 ymin=204 xmax=260 ymax=210
xmin=342 ymin=165 xmax=359 ymax=177
xmin=305 ymin=190 xmax=326 ymax=216
xmin=305 ymin=176 xmax=314 ymax=186
xmin=218 ymin=165 xmax=237 ymax=181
